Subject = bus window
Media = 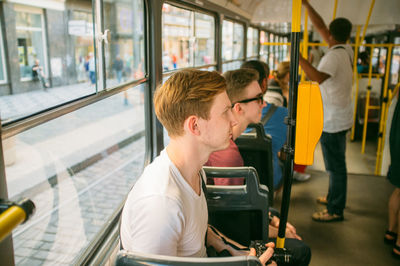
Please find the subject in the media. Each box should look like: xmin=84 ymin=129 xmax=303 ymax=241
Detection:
xmin=222 ymin=20 xmax=244 ymax=72
xmin=0 ymin=2 xmax=96 ymax=125
xmin=247 ymin=26 xmax=259 ymax=60
xmin=162 ymin=4 xmax=216 ymax=72
xmin=4 ymin=85 xmax=147 ymax=265
xmin=103 ymin=0 xmax=145 ymax=88
xmin=194 ymin=12 xmax=215 ymax=67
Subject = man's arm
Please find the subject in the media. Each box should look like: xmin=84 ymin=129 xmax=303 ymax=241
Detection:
xmin=302 ymin=0 xmax=333 ymax=46
xmin=299 ymin=54 xmax=330 ymax=84
xmin=206 ymin=225 xmax=276 ymax=265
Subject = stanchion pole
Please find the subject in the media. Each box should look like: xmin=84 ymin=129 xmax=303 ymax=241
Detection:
xmin=351 ymin=26 xmax=362 ymax=140
xmin=277 ymin=0 xmax=301 ymax=249
xmin=375 ymin=45 xmax=393 ymax=174
xmin=361 ymin=46 xmax=374 ymax=154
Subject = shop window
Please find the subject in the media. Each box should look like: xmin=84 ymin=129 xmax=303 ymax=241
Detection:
xmin=15 ymin=9 xmax=46 ymax=81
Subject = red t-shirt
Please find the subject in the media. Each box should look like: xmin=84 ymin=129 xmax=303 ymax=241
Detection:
xmin=205 ymin=139 xmax=244 ymax=185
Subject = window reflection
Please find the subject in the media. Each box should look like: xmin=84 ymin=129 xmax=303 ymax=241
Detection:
xmin=5 ymin=85 xmax=146 ymax=265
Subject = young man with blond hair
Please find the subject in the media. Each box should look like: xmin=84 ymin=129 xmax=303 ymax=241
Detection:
xmin=120 ymin=69 xmax=276 ymax=265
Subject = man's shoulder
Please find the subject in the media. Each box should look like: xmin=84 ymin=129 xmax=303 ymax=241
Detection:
xmin=132 ymin=154 xmax=178 ymax=196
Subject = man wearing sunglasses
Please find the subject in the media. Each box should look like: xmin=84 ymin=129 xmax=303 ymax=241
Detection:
xmin=205 ymin=68 xmax=311 ymax=266
xmin=205 ymin=68 xmax=266 ymax=185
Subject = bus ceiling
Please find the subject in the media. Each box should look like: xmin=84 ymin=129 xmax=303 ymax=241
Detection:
xmin=209 ymin=0 xmax=400 ymax=35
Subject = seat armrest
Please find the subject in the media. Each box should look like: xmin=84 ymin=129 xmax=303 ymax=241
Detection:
xmin=115 ymin=250 xmax=262 ymax=266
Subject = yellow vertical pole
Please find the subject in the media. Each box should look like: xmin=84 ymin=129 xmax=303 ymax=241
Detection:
xmin=361 ymin=46 xmax=374 ymax=154
xmin=359 ymin=0 xmax=376 ymax=46
xmin=301 ymin=10 xmax=309 ymax=82
xmin=375 ymin=46 xmax=394 ymax=175
xmin=351 ymin=26 xmax=362 ymax=140
xmin=276 ymin=0 xmax=302 ymax=250
xmin=332 ymin=0 xmax=338 ymax=20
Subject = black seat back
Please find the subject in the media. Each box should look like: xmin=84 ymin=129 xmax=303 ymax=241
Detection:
xmin=204 ymin=166 xmax=269 ymax=246
xmin=235 ymin=123 xmax=274 ymax=206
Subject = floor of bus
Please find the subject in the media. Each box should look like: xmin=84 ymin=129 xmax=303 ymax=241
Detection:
xmin=274 ymin=136 xmax=399 ymax=265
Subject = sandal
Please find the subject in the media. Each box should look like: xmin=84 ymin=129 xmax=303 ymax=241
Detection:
xmin=316 ymin=196 xmax=328 ymax=205
xmin=393 ymin=244 xmax=400 ymax=259
xmin=312 ymin=209 xmax=343 ymax=222
xmin=384 ymin=230 xmax=397 ymax=245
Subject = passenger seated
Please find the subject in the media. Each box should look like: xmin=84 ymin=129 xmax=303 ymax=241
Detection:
xmin=240 ymin=60 xmax=289 ymax=189
xmin=205 ymin=68 xmax=311 ymax=266
xmin=120 ymin=69 xmax=276 ymax=265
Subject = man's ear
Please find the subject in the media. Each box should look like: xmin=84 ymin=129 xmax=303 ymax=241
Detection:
xmin=262 ymin=78 xmax=268 ymax=93
xmin=185 ymin=115 xmax=200 ymax=136
xmin=232 ymin=102 xmax=243 ymax=114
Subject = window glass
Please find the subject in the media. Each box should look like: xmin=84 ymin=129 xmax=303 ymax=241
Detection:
xmin=247 ymin=27 xmax=258 ymax=58
xmin=222 ymin=20 xmax=234 ymax=61
xmin=259 ymin=31 xmax=269 ymax=64
xmin=0 ymin=2 xmax=97 ymax=125
xmin=391 ymin=37 xmax=400 ymax=85
xmin=0 ymin=19 xmax=6 ymax=83
xmin=283 ymin=37 xmax=289 ymax=61
xmin=162 ymin=4 xmax=192 ymax=71
xmin=233 ymin=23 xmax=244 ymax=60
xmin=222 ymin=20 xmax=244 ymax=63
xmin=222 ymin=61 xmax=242 ymax=73
xmin=5 ymin=84 xmax=147 ymax=265
xmin=104 ymin=0 xmax=145 ymax=87
xmin=194 ymin=12 xmax=215 ymax=66
xmin=161 ymin=4 xmax=215 ymax=71
xmin=269 ymin=33 xmax=275 ymax=70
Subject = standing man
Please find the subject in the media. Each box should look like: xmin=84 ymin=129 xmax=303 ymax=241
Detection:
xmin=299 ymin=0 xmax=353 ymax=222
xmin=120 ymin=69 xmax=276 ymax=264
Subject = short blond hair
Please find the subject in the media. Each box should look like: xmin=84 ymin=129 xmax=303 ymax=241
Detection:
xmin=154 ymin=69 xmax=226 ymax=137
xmin=223 ymin=69 xmax=259 ymax=103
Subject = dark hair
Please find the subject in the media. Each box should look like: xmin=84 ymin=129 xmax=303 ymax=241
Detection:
xmin=240 ymin=60 xmax=269 ymax=86
xmin=329 ymin=17 xmax=352 ymax=43
xmin=223 ymin=68 xmax=259 ymax=103
xmin=359 ymin=51 xmax=369 ymax=64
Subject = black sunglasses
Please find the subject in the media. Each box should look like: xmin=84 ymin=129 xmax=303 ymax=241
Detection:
xmin=231 ymin=94 xmax=264 ymax=108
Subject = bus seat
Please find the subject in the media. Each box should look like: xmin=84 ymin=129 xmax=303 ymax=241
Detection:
xmin=234 ymin=123 xmax=274 ymax=206
xmin=115 ymin=249 xmax=262 ymax=266
xmin=204 ymin=166 xmax=269 ymax=246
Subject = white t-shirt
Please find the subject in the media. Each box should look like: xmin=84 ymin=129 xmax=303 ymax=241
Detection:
xmin=120 ymin=149 xmax=208 ymax=257
xmin=318 ymin=44 xmax=354 ymax=133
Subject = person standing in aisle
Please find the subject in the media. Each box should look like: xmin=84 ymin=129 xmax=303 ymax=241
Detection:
xmin=299 ymin=0 xmax=354 ymax=222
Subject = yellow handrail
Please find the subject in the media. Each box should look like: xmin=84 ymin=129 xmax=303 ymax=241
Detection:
xmin=361 ymin=46 xmax=376 ymax=154
xmin=359 ymin=0 xmax=376 ymax=46
xmin=350 ymin=26 xmax=362 ymax=140
xmin=301 ymin=10 xmax=309 ymax=82
xmin=332 ymin=0 xmax=338 ymax=20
